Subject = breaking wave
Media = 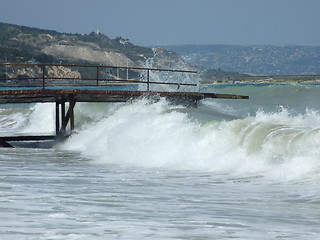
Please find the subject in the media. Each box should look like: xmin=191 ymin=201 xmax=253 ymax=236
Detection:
xmin=1 ymin=84 xmax=320 ymax=181
xmin=60 ymin=97 xmax=320 ymax=181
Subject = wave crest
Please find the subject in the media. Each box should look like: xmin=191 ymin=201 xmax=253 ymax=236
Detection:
xmin=61 ymin=99 xmax=320 ymax=180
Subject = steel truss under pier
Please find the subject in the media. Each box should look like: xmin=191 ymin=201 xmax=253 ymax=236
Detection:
xmin=0 ymin=63 xmax=249 ymax=147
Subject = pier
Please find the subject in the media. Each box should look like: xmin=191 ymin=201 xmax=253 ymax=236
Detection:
xmin=0 ymin=63 xmax=248 ymax=147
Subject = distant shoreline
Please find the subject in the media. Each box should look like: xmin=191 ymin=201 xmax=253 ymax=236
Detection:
xmin=203 ymin=75 xmax=320 ymax=86
xmin=204 ymin=78 xmax=320 ymax=87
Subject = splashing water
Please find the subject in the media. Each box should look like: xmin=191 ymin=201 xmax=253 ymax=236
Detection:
xmin=2 ymin=84 xmax=320 ymax=239
xmin=60 ymin=94 xmax=320 ymax=181
xmin=1 ymin=84 xmax=320 ymax=181
xmin=139 ymin=53 xmax=200 ymax=92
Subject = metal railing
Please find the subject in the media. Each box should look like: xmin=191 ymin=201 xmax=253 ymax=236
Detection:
xmin=0 ymin=63 xmax=197 ymax=91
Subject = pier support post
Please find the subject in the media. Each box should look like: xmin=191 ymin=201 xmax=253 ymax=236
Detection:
xmin=61 ymin=100 xmax=75 ymax=132
xmin=55 ymin=101 xmax=60 ymax=135
xmin=61 ymin=101 xmax=66 ymax=130
xmin=55 ymin=97 xmax=76 ymax=137
xmin=70 ymin=101 xmax=75 ymax=131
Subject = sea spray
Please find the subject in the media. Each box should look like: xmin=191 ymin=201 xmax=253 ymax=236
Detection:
xmin=228 ymin=108 xmax=320 ymax=179
xmin=3 ymin=102 xmax=124 ymax=135
xmin=71 ymin=102 xmax=125 ymax=128
xmin=21 ymin=103 xmax=56 ymax=134
xmin=140 ymin=51 xmax=200 ymax=92
xmin=0 ymin=109 xmax=27 ymax=132
xmin=61 ymin=97 xmax=320 ymax=180
xmin=0 ymin=104 xmax=35 ymax=134
xmin=1 ymin=85 xmax=319 ymax=181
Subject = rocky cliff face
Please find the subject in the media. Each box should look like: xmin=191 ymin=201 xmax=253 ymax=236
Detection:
xmin=42 ymin=43 xmax=135 ymax=67
xmin=14 ymin=65 xmax=81 ymax=79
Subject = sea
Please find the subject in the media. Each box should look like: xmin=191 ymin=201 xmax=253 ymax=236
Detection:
xmin=1 ymin=82 xmax=320 ymax=239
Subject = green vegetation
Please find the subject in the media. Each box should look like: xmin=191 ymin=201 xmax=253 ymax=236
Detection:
xmin=0 ymin=22 xmax=155 ymax=79
xmin=0 ymin=46 xmax=55 ymax=63
xmin=0 ymin=22 xmax=153 ymax=65
xmin=0 ymin=22 xmax=59 ymax=64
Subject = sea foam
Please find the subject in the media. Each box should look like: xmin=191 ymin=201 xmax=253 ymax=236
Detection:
xmin=61 ymin=98 xmax=320 ymax=181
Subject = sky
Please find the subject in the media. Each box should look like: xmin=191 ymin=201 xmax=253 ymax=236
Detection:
xmin=0 ymin=0 xmax=319 ymax=47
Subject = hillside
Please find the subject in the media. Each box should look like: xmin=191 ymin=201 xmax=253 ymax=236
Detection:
xmin=0 ymin=22 xmax=258 ymax=81
xmin=0 ymin=22 xmax=154 ymax=66
xmin=0 ymin=22 xmax=200 ymax=81
xmin=166 ymin=44 xmax=320 ymax=75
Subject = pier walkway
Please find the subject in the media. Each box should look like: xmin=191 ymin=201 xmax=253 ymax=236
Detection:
xmin=0 ymin=63 xmax=248 ymax=147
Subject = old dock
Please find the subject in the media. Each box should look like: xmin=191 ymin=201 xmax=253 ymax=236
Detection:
xmin=0 ymin=63 xmax=248 ymax=147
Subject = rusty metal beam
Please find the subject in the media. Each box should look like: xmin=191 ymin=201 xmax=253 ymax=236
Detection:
xmin=0 ymin=89 xmax=249 ymax=104
xmin=201 ymin=92 xmax=249 ymax=99
xmin=0 ymin=136 xmax=56 ymax=141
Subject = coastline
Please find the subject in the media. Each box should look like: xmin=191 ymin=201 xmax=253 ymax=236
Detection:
xmin=204 ymin=77 xmax=320 ymax=87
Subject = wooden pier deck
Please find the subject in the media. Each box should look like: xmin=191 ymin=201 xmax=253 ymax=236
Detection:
xmin=0 ymin=63 xmax=249 ymax=147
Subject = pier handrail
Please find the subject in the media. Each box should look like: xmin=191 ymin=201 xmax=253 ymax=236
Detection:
xmin=0 ymin=63 xmax=197 ymax=91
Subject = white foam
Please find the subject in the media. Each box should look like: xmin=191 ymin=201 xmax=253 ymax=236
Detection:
xmin=21 ymin=103 xmax=55 ymax=134
xmin=61 ymin=99 xmax=320 ymax=181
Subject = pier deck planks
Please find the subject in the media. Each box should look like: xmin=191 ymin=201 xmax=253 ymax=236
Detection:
xmin=0 ymin=89 xmax=248 ymax=104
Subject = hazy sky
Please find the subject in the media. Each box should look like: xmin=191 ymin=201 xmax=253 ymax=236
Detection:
xmin=1 ymin=0 xmax=319 ymax=46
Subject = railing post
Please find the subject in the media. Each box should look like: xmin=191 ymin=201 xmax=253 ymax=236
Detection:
xmin=147 ymin=69 xmax=150 ymax=91
xmin=96 ymin=66 xmax=99 ymax=86
xmin=42 ymin=64 xmax=45 ymax=89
